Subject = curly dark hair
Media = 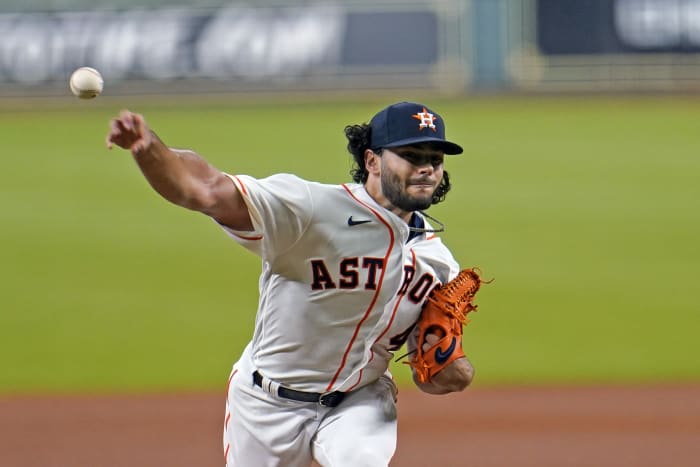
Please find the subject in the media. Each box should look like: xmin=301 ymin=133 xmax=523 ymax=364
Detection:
xmin=343 ymin=123 xmax=451 ymax=205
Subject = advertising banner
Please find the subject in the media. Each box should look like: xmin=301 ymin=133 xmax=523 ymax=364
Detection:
xmin=537 ymin=0 xmax=700 ymax=54
xmin=0 ymin=6 xmax=442 ymax=85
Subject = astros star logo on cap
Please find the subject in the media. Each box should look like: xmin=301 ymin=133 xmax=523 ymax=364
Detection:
xmin=412 ymin=107 xmax=437 ymax=132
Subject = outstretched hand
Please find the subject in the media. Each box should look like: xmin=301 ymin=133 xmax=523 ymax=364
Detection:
xmin=106 ymin=110 xmax=153 ymax=154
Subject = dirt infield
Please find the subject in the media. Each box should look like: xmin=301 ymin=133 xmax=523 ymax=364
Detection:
xmin=1 ymin=384 xmax=698 ymax=467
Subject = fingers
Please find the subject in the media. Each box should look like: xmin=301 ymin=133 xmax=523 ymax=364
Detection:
xmin=119 ymin=109 xmax=137 ymax=131
xmin=131 ymin=114 xmax=152 ymax=153
xmin=106 ymin=110 xmax=132 ymax=148
xmin=422 ymin=333 xmax=441 ymax=352
xmin=105 ymin=118 xmax=125 ymax=149
xmin=106 ymin=110 xmax=148 ymax=152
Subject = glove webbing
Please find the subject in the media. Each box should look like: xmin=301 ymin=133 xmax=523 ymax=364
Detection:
xmin=424 ymin=269 xmax=482 ymax=334
xmin=408 ymin=268 xmax=486 ymax=383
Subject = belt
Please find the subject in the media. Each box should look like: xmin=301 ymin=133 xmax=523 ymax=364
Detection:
xmin=252 ymin=370 xmax=346 ymax=408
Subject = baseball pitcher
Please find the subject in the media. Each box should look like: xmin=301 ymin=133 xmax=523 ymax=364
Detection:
xmin=106 ymin=101 xmax=485 ymax=466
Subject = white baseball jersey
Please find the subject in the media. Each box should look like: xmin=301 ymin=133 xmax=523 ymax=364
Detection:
xmin=221 ymin=173 xmax=460 ymax=393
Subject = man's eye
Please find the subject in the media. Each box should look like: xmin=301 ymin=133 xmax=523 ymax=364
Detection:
xmin=399 ymin=151 xmax=442 ymax=166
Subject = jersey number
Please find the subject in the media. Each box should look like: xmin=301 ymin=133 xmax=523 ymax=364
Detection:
xmin=388 ymin=322 xmax=417 ymax=352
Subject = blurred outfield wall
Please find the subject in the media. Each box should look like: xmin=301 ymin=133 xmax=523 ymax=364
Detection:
xmin=2 ymin=0 xmax=700 ymax=96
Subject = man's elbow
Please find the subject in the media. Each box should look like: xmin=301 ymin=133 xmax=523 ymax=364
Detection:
xmin=452 ymin=358 xmax=475 ymax=391
xmin=442 ymin=357 xmax=475 ymax=392
xmin=414 ymin=357 xmax=475 ymax=394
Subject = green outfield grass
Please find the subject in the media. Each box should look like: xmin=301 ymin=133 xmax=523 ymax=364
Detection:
xmin=1 ymin=95 xmax=698 ymax=393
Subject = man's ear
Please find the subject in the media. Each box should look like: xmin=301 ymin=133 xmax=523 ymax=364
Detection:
xmin=365 ymin=149 xmax=380 ymax=175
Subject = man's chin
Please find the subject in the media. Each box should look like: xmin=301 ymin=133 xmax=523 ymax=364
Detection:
xmin=406 ymin=196 xmax=433 ymax=211
xmin=411 ymin=189 xmax=435 ymax=207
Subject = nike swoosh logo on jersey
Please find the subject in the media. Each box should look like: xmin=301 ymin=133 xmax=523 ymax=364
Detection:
xmin=347 ymin=216 xmax=372 ymax=226
xmin=434 ymin=337 xmax=457 ymax=364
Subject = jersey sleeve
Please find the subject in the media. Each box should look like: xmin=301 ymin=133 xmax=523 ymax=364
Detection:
xmin=219 ymin=173 xmax=313 ymax=259
xmin=422 ymin=237 xmax=461 ymax=283
xmin=444 ymin=252 xmax=461 ymax=282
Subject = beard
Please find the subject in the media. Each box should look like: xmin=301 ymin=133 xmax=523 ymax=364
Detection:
xmin=381 ymin=169 xmax=435 ymax=212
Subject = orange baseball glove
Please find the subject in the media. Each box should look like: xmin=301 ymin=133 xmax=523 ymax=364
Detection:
xmin=408 ymin=268 xmax=485 ymax=384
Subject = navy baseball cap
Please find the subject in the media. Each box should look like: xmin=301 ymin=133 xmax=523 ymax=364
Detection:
xmin=370 ymin=102 xmax=463 ymax=155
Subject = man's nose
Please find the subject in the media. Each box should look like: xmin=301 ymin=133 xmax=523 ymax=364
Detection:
xmin=416 ymin=162 xmax=434 ymax=174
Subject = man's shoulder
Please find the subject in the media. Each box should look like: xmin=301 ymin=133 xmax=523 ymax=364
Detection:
xmin=414 ymin=233 xmax=452 ymax=255
xmin=240 ymin=173 xmax=335 ymax=193
xmin=412 ymin=232 xmax=459 ymax=271
xmin=259 ymin=173 xmax=307 ymax=185
xmin=258 ymin=173 xmax=348 ymax=190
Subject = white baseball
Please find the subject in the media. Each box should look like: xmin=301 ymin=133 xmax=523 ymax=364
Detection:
xmin=69 ymin=67 xmax=104 ymax=99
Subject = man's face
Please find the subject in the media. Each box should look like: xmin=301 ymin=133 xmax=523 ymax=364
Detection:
xmin=379 ymin=144 xmax=445 ymax=212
